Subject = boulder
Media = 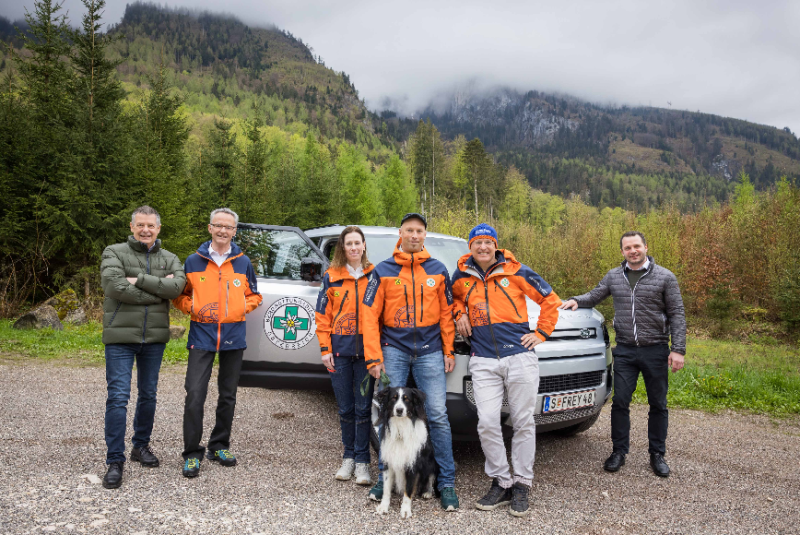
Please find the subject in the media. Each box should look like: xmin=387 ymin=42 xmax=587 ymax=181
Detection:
xmin=169 ymin=325 xmax=186 ymax=340
xmin=43 ymin=289 xmax=81 ymax=320
xmin=64 ymin=307 xmax=88 ymax=326
xmin=13 ymin=305 xmax=64 ymax=331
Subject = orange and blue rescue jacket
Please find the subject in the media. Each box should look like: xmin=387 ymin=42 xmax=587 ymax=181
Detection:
xmin=173 ymin=241 xmax=262 ymax=352
xmin=452 ymin=250 xmax=560 ymax=358
xmin=315 ymin=264 xmax=375 ymax=357
xmin=362 ymin=240 xmax=455 ymax=369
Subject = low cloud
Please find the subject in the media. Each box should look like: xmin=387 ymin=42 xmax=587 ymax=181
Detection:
xmin=5 ymin=0 xmax=799 ymax=135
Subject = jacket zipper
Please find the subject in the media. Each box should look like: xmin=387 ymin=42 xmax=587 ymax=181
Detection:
xmin=226 ymin=281 xmax=230 ymax=318
xmin=217 ymin=267 xmax=223 ymax=351
xmin=410 ymin=253 xmax=418 ymax=356
xmin=483 ymin=279 xmax=501 ymax=358
xmin=107 ymin=302 xmax=122 ymax=327
xmin=333 ymin=290 xmax=349 ymax=326
xmin=420 ymin=284 xmax=424 ymax=323
xmin=355 ymin=278 xmax=360 ymax=357
xmin=464 ymin=282 xmax=477 ymax=307
xmin=494 ymin=279 xmax=522 ymax=318
xmin=630 ymin=266 xmax=652 ymax=346
xmin=142 ymin=250 xmax=150 ymax=343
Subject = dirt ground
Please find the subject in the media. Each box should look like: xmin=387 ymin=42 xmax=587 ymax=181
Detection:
xmin=0 ymin=358 xmax=798 ymax=534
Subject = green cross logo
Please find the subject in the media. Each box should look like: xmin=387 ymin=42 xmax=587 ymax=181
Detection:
xmin=272 ymin=306 xmax=309 ymax=341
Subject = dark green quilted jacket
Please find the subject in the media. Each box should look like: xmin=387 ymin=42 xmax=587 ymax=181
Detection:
xmin=101 ymin=237 xmax=187 ymax=345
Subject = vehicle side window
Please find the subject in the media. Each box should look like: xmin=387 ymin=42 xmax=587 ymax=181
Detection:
xmin=323 ymin=239 xmax=337 ymax=262
xmin=236 ymin=228 xmax=324 ymax=280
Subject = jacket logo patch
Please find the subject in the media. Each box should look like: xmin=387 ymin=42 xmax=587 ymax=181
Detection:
xmin=334 ymin=291 xmax=340 ymax=297
xmin=426 ymin=278 xmax=436 ymax=287
xmin=395 ymin=279 xmax=402 ymax=285
xmin=264 ymin=297 xmax=316 ymax=350
xmin=233 ymin=278 xmax=241 ymax=287
xmin=464 ymin=281 xmax=471 ymax=287
xmin=334 ymin=313 xmax=357 ymax=335
xmin=500 ymin=278 xmax=510 ymax=287
xmin=200 ymin=276 xmax=206 ymax=282
xmin=470 ymin=302 xmax=490 ymax=327
xmin=198 ymin=302 xmax=219 ymax=322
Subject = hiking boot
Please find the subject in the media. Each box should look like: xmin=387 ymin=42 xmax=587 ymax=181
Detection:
xmin=509 ymin=482 xmax=530 ymax=517
xmin=368 ymin=480 xmax=384 ymax=501
xmin=476 ymin=478 xmax=512 ymax=510
xmin=354 ymin=463 xmax=372 ymax=486
xmin=335 ymin=458 xmax=355 ymax=481
xmin=440 ymin=487 xmax=459 ymax=511
xmin=206 ymin=449 xmax=237 ymax=467
xmin=603 ymin=451 xmax=626 ymax=472
xmin=650 ymin=453 xmax=670 ymax=478
xmin=130 ymin=445 xmax=159 ymax=467
xmin=102 ymin=462 xmax=124 ymax=489
xmin=182 ymin=457 xmax=201 ymax=478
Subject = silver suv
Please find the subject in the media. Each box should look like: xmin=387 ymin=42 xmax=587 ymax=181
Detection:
xmin=236 ymin=224 xmax=612 ymax=441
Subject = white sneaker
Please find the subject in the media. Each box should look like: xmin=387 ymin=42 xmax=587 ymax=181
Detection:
xmin=335 ymin=459 xmax=355 ymax=481
xmin=355 ymin=463 xmax=371 ymax=486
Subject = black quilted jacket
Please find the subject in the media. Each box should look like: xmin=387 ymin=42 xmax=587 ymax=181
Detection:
xmin=570 ymin=257 xmax=686 ymax=355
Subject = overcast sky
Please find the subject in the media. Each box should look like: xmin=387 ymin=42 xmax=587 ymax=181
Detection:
xmin=3 ymin=0 xmax=799 ymax=136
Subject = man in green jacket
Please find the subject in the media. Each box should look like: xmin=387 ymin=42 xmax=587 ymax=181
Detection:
xmin=100 ymin=206 xmax=186 ymax=489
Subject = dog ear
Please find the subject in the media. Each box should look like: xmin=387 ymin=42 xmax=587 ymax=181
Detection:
xmin=375 ymin=387 xmax=390 ymax=405
xmin=411 ymin=388 xmax=427 ymax=420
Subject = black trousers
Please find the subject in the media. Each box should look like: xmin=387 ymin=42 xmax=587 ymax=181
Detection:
xmin=611 ymin=343 xmax=670 ymax=455
xmin=182 ymin=348 xmax=244 ymax=459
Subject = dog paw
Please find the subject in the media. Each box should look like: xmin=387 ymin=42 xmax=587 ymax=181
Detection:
xmin=376 ymin=502 xmax=390 ymax=515
xmin=400 ymin=504 xmax=413 ymax=519
xmin=421 ymin=491 xmax=433 ymax=499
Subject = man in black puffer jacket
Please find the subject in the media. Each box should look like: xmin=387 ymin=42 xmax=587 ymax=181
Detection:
xmin=560 ymin=231 xmax=685 ymax=478
xmin=100 ymin=206 xmax=186 ymax=489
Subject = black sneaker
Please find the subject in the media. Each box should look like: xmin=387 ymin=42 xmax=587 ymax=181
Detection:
xmin=206 ymin=449 xmax=237 ymax=467
xmin=182 ymin=457 xmax=201 ymax=478
xmin=603 ymin=451 xmax=626 ymax=472
xmin=102 ymin=462 xmax=124 ymax=489
xmin=650 ymin=453 xmax=670 ymax=478
xmin=509 ymin=482 xmax=530 ymax=517
xmin=475 ymin=479 xmax=512 ymax=510
xmin=130 ymin=445 xmax=160 ymax=467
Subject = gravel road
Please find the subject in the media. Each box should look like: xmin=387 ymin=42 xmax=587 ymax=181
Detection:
xmin=0 ymin=357 xmax=798 ymax=535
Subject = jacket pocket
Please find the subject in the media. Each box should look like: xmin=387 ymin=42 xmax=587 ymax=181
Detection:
xmin=333 ymin=290 xmax=349 ymax=327
xmin=494 ymin=280 xmax=522 ymax=318
xmin=226 ymin=281 xmax=230 ymax=319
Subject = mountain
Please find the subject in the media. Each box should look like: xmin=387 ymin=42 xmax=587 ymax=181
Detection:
xmin=413 ymin=86 xmax=800 ymax=206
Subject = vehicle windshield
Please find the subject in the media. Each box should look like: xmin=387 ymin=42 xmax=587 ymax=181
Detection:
xmin=364 ymin=235 xmax=468 ymax=276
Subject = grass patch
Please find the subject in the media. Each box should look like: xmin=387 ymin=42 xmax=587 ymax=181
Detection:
xmin=627 ymin=335 xmax=800 ymax=416
xmin=0 ymin=320 xmax=190 ymax=364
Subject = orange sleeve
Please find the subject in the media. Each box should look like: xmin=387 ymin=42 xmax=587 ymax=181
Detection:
xmin=173 ymin=274 xmax=193 ymax=316
xmin=520 ymin=280 xmax=560 ymax=342
xmin=361 ymin=272 xmax=385 ymax=369
xmin=439 ymin=274 xmax=455 ymax=358
xmin=451 ymin=279 xmax=467 ymax=320
xmin=314 ymin=276 xmax=334 ymax=355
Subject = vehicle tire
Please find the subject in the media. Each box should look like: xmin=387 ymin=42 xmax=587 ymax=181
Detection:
xmin=553 ymin=411 xmax=601 ymax=437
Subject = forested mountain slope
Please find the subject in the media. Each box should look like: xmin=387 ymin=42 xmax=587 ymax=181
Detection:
xmin=415 ymin=88 xmax=800 ymax=210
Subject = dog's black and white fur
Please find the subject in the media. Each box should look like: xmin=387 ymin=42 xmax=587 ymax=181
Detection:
xmin=375 ymin=387 xmax=438 ymax=518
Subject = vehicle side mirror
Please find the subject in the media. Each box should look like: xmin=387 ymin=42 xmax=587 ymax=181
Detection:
xmin=301 ymin=257 xmax=324 ymax=282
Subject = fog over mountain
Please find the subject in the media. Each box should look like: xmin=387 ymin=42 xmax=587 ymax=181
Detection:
xmin=3 ymin=0 xmax=799 ymax=136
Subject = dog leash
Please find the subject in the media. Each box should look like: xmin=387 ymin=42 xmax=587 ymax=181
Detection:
xmin=360 ymin=370 xmax=390 ymax=396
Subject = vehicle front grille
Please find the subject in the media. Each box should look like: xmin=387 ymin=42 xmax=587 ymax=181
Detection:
xmin=546 ymin=327 xmax=597 ymax=341
xmin=539 ymin=370 xmax=604 ymax=394
xmin=534 ymin=405 xmax=600 ymax=425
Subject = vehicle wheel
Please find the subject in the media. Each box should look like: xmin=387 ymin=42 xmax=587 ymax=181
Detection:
xmin=553 ymin=411 xmax=601 ymax=437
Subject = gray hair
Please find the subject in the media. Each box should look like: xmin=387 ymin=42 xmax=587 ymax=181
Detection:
xmin=210 ymin=207 xmax=239 ymax=226
xmin=131 ymin=205 xmax=161 ymax=226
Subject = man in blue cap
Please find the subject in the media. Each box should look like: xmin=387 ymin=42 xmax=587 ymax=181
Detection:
xmin=452 ymin=223 xmax=561 ymax=517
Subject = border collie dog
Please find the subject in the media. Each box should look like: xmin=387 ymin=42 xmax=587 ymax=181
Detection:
xmin=375 ymin=387 xmax=438 ymax=518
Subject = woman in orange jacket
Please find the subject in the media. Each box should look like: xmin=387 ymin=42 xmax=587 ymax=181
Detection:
xmin=315 ymin=226 xmax=375 ymax=485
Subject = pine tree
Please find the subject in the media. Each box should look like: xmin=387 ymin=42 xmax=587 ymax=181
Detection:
xmin=379 ymin=155 xmax=416 ymax=226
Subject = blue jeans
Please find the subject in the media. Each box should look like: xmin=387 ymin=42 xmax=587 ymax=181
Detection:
xmin=378 ymin=346 xmax=456 ymax=490
xmin=104 ymin=343 xmax=165 ymax=464
xmin=329 ymin=356 xmax=374 ymax=463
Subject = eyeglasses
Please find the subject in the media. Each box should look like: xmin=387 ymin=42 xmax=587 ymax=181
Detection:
xmin=210 ymin=224 xmax=236 ymax=231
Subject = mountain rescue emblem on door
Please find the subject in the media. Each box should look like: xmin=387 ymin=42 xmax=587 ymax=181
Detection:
xmin=264 ymin=297 xmax=316 ymax=350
